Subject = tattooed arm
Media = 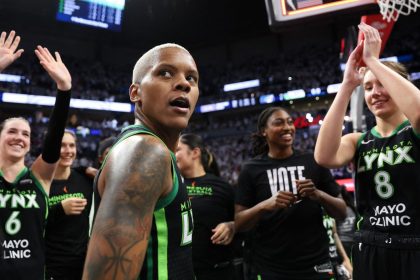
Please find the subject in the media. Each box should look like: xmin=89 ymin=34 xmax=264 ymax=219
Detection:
xmin=82 ymin=135 xmax=173 ymax=280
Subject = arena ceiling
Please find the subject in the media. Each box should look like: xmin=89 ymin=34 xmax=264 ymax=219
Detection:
xmin=0 ymin=0 xmax=270 ymax=50
xmin=1 ymin=0 xmax=419 ymax=54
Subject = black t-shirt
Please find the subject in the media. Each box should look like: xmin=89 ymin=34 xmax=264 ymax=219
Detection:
xmin=184 ymin=173 xmax=234 ymax=271
xmin=236 ymin=152 xmax=340 ymax=275
xmin=45 ymin=168 xmax=93 ymax=274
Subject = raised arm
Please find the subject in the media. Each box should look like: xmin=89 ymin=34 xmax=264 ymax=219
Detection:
xmin=83 ymin=135 xmax=173 ymax=280
xmin=31 ymin=46 xmax=72 ymax=194
xmin=359 ymin=22 xmax=420 ymax=132
xmin=0 ymin=30 xmax=24 ymax=72
xmin=314 ymin=39 xmax=364 ymax=168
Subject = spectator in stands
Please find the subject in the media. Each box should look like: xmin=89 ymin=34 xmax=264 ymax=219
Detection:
xmin=175 ymin=133 xmax=236 ymax=280
xmin=235 ymin=106 xmax=346 ymax=279
xmin=0 ymin=30 xmax=72 ymax=279
xmin=83 ymin=43 xmax=199 ymax=280
xmin=315 ymin=22 xmax=420 ymax=280
xmin=45 ymin=130 xmax=94 ymax=280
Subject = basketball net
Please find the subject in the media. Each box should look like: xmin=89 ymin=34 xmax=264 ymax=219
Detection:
xmin=377 ymin=0 xmax=420 ymax=21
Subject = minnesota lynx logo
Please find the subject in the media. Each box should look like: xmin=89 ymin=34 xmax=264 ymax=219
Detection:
xmin=0 ymin=194 xmax=40 ymax=209
xmin=358 ymin=142 xmax=414 ymax=173
xmin=357 ymin=142 xmax=415 ymax=200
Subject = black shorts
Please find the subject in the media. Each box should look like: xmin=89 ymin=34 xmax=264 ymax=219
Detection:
xmin=46 ymin=261 xmax=84 ymax=280
xmin=353 ymin=231 xmax=420 ymax=280
xmin=194 ymin=263 xmax=235 ymax=280
xmin=250 ymin=260 xmax=335 ymax=280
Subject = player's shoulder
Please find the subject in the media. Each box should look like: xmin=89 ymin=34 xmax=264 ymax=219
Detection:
xmin=290 ymin=150 xmax=314 ymax=161
xmin=204 ymin=173 xmax=231 ymax=186
xmin=242 ymin=155 xmax=266 ymax=168
xmin=109 ymin=133 xmax=172 ymax=169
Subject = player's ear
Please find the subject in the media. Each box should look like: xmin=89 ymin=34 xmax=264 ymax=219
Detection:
xmin=129 ymin=83 xmax=142 ymax=103
xmin=192 ymin=147 xmax=201 ymax=159
xmin=261 ymin=128 xmax=267 ymax=137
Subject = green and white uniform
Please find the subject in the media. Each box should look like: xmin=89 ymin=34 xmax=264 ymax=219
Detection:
xmin=353 ymin=120 xmax=420 ymax=280
xmin=0 ymin=167 xmax=48 ymax=280
xmin=93 ymin=125 xmax=194 ymax=280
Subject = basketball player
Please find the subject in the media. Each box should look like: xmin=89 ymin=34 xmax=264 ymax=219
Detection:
xmin=235 ymin=106 xmax=347 ymax=279
xmin=315 ymin=22 xmax=420 ymax=279
xmin=45 ymin=130 xmax=93 ymax=280
xmin=176 ymin=133 xmax=236 ymax=280
xmin=0 ymin=30 xmax=72 ymax=279
xmin=83 ymin=44 xmax=199 ymax=280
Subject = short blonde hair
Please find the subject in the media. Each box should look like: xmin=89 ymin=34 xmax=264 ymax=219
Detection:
xmin=132 ymin=43 xmax=190 ymax=84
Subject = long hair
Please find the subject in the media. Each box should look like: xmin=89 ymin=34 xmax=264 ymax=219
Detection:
xmin=0 ymin=117 xmax=30 ymax=133
xmin=251 ymin=106 xmax=289 ymax=157
xmin=364 ymin=61 xmax=409 ymax=81
xmin=63 ymin=129 xmax=77 ymax=141
xmin=179 ymin=133 xmax=220 ymax=176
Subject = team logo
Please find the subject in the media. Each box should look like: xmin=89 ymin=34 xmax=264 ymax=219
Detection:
xmin=360 ymin=139 xmax=374 ymax=145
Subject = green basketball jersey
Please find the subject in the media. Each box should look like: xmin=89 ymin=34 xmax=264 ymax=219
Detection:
xmin=0 ymin=167 xmax=48 ymax=279
xmin=355 ymin=120 xmax=420 ymax=235
xmin=93 ymin=125 xmax=194 ymax=280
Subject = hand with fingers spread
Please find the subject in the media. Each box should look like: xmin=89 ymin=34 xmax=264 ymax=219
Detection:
xmin=34 ymin=45 xmax=71 ymax=91
xmin=358 ymin=22 xmax=382 ymax=65
xmin=296 ymin=179 xmax=321 ymax=202
xmin=61 ymin=197 xmax=88 ymax=215
xmin=211 ymin=221 xmax=235 ymax=245
xmin=0 ymin=30 xmax=24 ymax=72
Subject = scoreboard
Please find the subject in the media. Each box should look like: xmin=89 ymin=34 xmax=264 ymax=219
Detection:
xmin=56 ymin=0 xmax=125 ymax=31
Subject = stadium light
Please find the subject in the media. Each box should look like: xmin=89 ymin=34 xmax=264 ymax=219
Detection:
xmin=223 ymin=79 xmax=260 ymax=92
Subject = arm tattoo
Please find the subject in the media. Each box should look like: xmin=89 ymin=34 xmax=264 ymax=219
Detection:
xmin=84 ymin=137 xmax=171 ymax=280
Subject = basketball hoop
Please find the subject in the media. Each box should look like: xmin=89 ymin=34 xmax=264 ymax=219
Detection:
xmin=377 ymin=0 xmax=420 ymax=22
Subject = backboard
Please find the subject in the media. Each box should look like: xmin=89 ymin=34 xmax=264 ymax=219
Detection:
xmin=265 ymin=0 xmax=377 ymax=25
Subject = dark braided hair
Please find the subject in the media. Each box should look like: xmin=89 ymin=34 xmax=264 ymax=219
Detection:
xmin=251 ymin=106 xmax=290 ymax=157
xmin=179 ymin=133 xmax=220 ymax=176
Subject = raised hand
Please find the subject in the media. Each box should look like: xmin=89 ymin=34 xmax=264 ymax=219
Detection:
xmin=0 ymin=30 xmax=24 ymax=72
xmin=358 ymin=22 xmax=382 ymax=65
xmin=342 ymin=40 xmax=365 ymax=89
xmin=34 ymin=45 xmax=71 ymax=91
